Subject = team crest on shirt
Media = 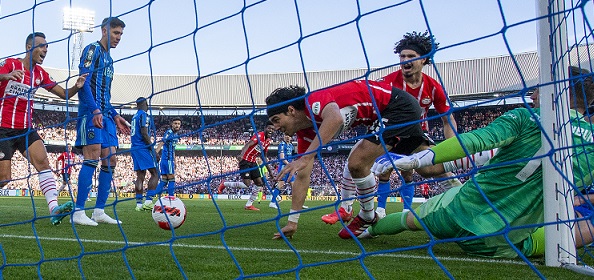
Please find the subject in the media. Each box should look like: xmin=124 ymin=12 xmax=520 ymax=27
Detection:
xmin=83 ymin=49 xmax=94 ymax=67
xmin=421 ymin=97 xmax=432 ymax=105
xmin=35 ymin=78 xmax=41 ymax=86
xmin=312 ymin=102 xmax=321 ymax=115
xmin=88 ymin=131 xmax=95 ymax=140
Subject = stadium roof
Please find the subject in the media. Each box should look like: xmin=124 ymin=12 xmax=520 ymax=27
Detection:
xmin=40 ymin=44 xmax=593 ymax=109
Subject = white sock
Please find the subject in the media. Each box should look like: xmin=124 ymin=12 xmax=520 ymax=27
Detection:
xmin=225 ymin=181 xmax=248 ymax=188
xmin=352 ymin=173 xmax=377 ymax=221
xmin=444 ymin=149 xmax=498 ymax=172
xmin=340 ymin=165 xmax=357 ymax=213
xmin=38 ymin=169 xmax=58 ymax=213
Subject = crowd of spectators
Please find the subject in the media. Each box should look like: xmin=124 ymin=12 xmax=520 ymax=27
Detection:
xmin=7 ymin=104 xmax=523 ymax=198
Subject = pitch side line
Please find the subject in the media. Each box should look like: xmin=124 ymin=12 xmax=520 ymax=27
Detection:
xmin=0 ymin=234 xmax=531 ymax=266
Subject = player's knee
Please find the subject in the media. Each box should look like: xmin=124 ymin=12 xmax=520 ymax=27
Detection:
xmin=100 ymin=165 xmax=116 ymax=173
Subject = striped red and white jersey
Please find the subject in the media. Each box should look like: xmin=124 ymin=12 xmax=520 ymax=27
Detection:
xmin=0 ymin=58 xmax=56 ymax=129
xmin=242 ymin=131 xmax=272 ymax=163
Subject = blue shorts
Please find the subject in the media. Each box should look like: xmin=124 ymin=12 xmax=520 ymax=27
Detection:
xmin=75 ymin=114 xmax=119 ymax=149
xmin=131 ymin=147 xmax=157 ymax=171
xmin=160 ymin=159 xmax=175 ymax=175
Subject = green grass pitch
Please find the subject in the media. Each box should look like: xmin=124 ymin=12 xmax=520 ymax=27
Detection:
xmin=0 ymin=197 xmax=583 ymax=279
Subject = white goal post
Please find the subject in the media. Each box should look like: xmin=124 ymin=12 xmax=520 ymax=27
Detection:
xmin=537 ymin=0 xmax=577 ymax=268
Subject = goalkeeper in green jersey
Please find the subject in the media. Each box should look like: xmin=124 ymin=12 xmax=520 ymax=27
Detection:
xmin=360 ymin=69 xmax=594 ymax=258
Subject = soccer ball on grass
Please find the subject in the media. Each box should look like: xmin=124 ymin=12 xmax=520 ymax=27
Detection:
xmin=152 ymin=196 xmax=187 ymax=230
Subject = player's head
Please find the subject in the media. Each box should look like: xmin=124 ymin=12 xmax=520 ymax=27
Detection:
xmin=283 ymin=134 xmax=292 ymax=143
xmin=25 ymin=32 xmax=48 ymax=65
xmin=266 ymin=86 xmax=307 ymax=136
xmin=264 ymin=120 xmax=275 ymax=138
xmin=568 ymin=66 xmax=594 ymax=112
xmin=529 ymin=87 xmax=540 ymax=108
xmin=394 ymin=31 xmax=437 ymax=64
xmin=170 ymin=117 xmax=182 ymax=132
xmin=66 ymin=143 xmax=72 ymax=152
xmin=101 ymin=17 xmax=125 ymax=49
xmin=136 ymin=97 xmax=148 ymax=111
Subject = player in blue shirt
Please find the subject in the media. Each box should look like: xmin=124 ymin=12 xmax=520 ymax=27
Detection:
xmin=270 ymin=135 xmax=295 ymax=209
xmin=156 ymin=118 xmax=182 ymax=197
xmin=130 ymin=97 xmax=159 ymax=211
xmin=72 ymin=17 xmax=129 ymax=226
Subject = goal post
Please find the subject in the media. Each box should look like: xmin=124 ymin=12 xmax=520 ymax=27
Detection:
xmin=537 ymin=0 xmax=577 ymax=268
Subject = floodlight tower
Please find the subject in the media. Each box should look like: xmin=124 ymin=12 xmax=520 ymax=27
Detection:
xmin=62 ymin=7 xmax=95 ymax=70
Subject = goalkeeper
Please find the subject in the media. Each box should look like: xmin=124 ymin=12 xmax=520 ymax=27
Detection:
xmin=360 ymin=73 xmax=594 ymax=258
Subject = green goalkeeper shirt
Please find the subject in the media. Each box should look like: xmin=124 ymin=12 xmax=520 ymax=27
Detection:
xmin=435 ymin=107 xmax=594 ymax=246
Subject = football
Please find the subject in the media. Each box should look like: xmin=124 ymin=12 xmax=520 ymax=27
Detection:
xmin=152 ymin=196 xmax=187 ymax=230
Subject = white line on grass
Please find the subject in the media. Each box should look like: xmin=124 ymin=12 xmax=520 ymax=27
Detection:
xmin=0 ymin=234 xmax=533 ymax=266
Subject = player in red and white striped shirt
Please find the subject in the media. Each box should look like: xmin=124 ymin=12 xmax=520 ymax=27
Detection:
xmin=218 ymin=122 xmax=275 ymax=211
xmin=54 ymin=143 xmax=77 ymax=194
xmin=0 ymin=32 xmax=86 ymax=225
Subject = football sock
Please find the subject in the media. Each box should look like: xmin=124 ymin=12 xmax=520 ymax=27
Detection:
xmin=156 ymin=179 xmax=167 ymax=195
xmin=146 ymin=189 xmax=157 ymax=201
xmin=38 ymin=169 xmax=59 ymax=213
xmin=270 ymin=187 xmax=280 ymax=203
xmin=76 ymin=161 xmax=97 ymax=209
xmin=95 ymin=166 xmax=114 ymax=209
xmin=167 ymin=180 xmax=175 ymax=196
xmin=353 ymin=173 xmax=377 ymax=221
xmin=400 ymin=183 xmax=415 ymax=211
xmin=135 ymin=193 xmax=143 ymax=206
xmin=224 ymin=181 xmax=248 ymax=188
xmin=376 ymin=180 xmax=390 ymax=209
xmin=368 ymin=211 xmax=411 ymax=236
xmin=340 ymin=168 xmax=357 ymax=213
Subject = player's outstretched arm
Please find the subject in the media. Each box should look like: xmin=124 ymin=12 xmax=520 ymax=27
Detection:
xmin=49 ymin=73 xmax=88 ymax=100
xmin=273 ymin=160 xmax=313 ymax=240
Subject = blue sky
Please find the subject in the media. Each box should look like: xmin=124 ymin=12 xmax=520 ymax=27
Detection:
xmin=0 ymin=0 xmax=587 ymax=76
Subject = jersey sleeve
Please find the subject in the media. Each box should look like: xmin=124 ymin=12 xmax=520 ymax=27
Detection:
xmin=140 ymin=112 xmax=148 ymax=128
xmin=39 ymin=67 xmax=58 ymax=91
xmin=458 ymin=108 xmax=526 ymax=153
xmin=0 ymin=59 xmax=14 ymax=75
xmin=77 ymin=44 xmax=100 ymax=112
xmin=377 ymin=71 xmax=398 ymax=87
xmin=430 ymin=78 xmax=450 ymax=114
xmin=306 ymin=89 xmax=335 ymax=121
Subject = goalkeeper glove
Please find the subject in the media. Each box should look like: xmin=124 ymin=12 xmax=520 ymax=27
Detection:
xmin=370 ymin=152 xmax=406 ymax=175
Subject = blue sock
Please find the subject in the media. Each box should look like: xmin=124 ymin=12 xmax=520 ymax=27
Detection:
xmin=146 ymin=189 xmax=157 ymax=201
xmin=95 ymin=166 xmax=113 ymax=209
xmin=135 ymin=193 xmax=143 ymax=204
xmin=156 ymin=180 xmax=166 ymax=195
xmin=167 ymin=180 xmax=175 ymax=196
xmin=400 ymin=183 xmax=415 ymax=211
xmin=271 ymin=187 xmax=280 ymax=202
xmin=76 ymin=161 xmax=96 ymax=209
xmin=377 ymin=180 xmax=390 ymax=209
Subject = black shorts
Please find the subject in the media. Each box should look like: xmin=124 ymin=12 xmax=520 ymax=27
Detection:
xmin=239 ymin=159 xmax=261 ymax=181
xmin=364 ymin=87 xmax=428 ymax=155
xmin=0 ymin=128 xmax=42 ymax=160
xmin=62 ymin=173 xmax=71 ymax=182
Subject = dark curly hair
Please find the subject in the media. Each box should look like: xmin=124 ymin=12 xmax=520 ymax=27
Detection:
xmin=265 ymin=86 xmax=306 ymax=118
xmin=394 ymin=31 xmax=439 ymax=65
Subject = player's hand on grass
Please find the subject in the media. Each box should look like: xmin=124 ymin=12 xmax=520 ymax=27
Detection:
xmin=273 ymin=222 xmax=297 ymax=240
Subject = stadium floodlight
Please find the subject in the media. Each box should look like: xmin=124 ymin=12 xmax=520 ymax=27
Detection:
xmin=62 ymin=7 xmax=95 ymax=69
